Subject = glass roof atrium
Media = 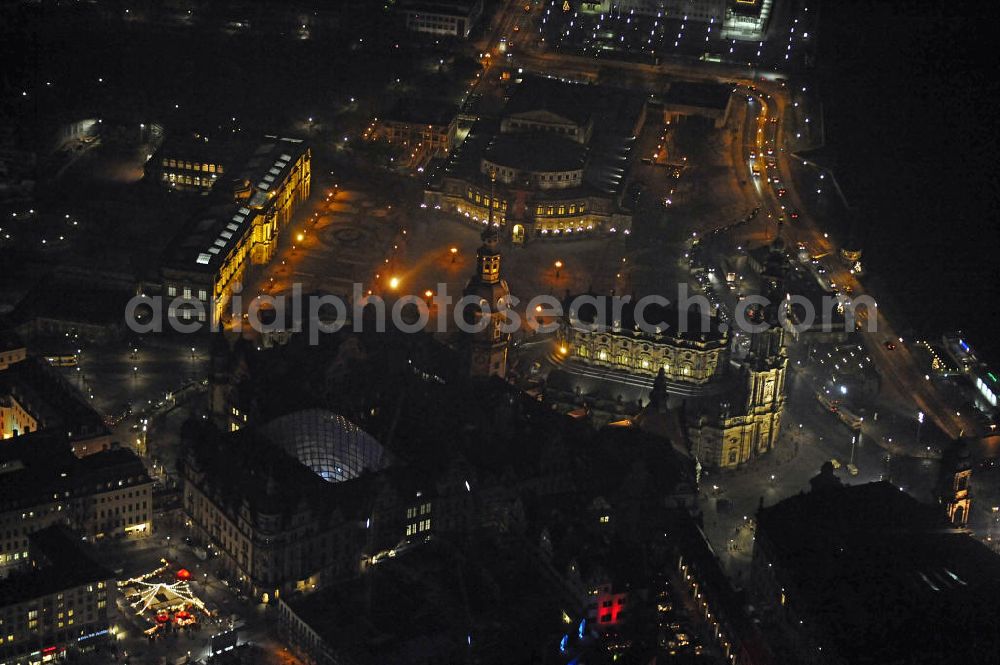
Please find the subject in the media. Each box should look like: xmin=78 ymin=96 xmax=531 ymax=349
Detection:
xmin=261 ymin=409 xmax=386 ymax=483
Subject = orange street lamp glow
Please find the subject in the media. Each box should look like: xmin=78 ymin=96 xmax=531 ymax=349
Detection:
xmin=559 ymin=346 xmax=568 ymax=355
xmin=424 ymin=289 xmax=433 ymax=298
xmin=389 ymin=276 xmax=400 ymax=290
xmin=296 ymin=233 xmax=304 ymax=242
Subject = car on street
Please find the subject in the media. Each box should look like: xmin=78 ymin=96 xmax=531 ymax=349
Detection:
xmin=884 ymin=340 xmax=896 ymax=350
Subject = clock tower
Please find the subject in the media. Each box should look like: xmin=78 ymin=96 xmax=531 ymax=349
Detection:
xmin=462 ymin=172 xmax=511 ymax=378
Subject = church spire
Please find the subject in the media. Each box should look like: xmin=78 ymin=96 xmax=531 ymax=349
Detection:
xmin=477 ymin=170 xmax=502 ymax=285
xmin=463 ymin=170 xmax=510 ymax=379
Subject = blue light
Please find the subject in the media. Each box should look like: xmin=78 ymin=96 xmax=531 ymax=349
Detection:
xmin=959 ymin=339 xmax=970 ymax=353
xmin=467 ymin=634 xmax=472 ymax=646
xmin=560 ymin=635 xmax=568 ymax=653
xmin=578 ymin=619 xmax=586 ymax=639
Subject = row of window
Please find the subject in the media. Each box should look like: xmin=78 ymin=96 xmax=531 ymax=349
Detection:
xmin=163 ymin=172 xmax=216 ymax=187
xmin=536 ymin=202 xmax=587 ymax=217
xmin=161 ymin=159 xmax=224 ymax=173
xmin=405 ymin=518 xmax=431 ymax=536
xmin=405 ymin=502 xmax=432 ymax=519
xmin=576 ymin=347 xmax=698 ymax=375
xmin=507 ymin=120 xmax=580 ymax=136
xmin=166 ymin=286 xmax=209 ymax=301
xmin=467 ymin=190 xmax=508 ymax=210
xmin=168 ymin=307 xmax=208 ymax=322
xmin=409 ymin=16 xmax=460 ymax=28
xmin=96 ymin=501 xmax=146 ymax=519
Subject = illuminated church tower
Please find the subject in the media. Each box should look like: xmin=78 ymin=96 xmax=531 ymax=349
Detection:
xmin=462 ymin=174 xmax=510 ymax=378
xmin=745 ymin=237 xmax=789 ymax=457
xmin=938 ymin=438 xmax=972 ymax=526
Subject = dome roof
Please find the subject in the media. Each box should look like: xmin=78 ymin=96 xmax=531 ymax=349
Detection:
xmin=261 ymin=409 xmax=386 ymax=483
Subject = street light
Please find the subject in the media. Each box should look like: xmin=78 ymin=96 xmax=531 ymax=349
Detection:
xmin=450 ymin=247 xmax=458 ymax=263
xmin=916 ymin=411 xmax=925 ymax=446
xmin=554 ymin=260 xmax=563 ymax=279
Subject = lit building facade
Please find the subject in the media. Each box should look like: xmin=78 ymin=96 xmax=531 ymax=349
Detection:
xmin=688 ymin=242 xmax=788 ymax=468
xmin=938 ymin=438 xmax=972 ymax=526
xmin=579 ymin=0 xmax=772 ymax=41
xmin=687 ymin=331 xmax=786 ymax=469
xmin=556 ymin=306 xmax=730 ymax=385
xmin=398 ymin=0 xmax=484 ymax=38
xmin=1 ymin=352 xmax=110 ymax=454
xmin=550 ymin=242 xmax=790 ymax=470
xmin=373 ymin=99 xmax=458 ymax=158
xmin=425 ymin=77 xmax=644 ymax=242
xmin=145 ymin=132 xmax=245 ymax=193
xmin=0 ymin=526 xmax=115 ymax=665
xmin=161 ymin=137 xmax=311 ymax=327
xmin=181 ymin=415 xmax=378 ymax=602
xmin=0 ymin=440 xmax=153 ymax=578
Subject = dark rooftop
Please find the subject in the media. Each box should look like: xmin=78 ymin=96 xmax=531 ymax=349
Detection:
xmin=757 ymin=482 xmax=1000 ymax=664
xmin=484 ymin=132 xmax=587 ymax=173
xmin=663 ymin=81 xmax=733 ymax=111
xmin=0 ymin=354 xmax=108 ymax=439
xmin=0 ymin=435 xmax=150 ymax=512
xmin=564 ymin=295 xmax=729 ymax=343
xmin=398 ymin=0 xmax=481 ymax=18
xmin=384 ymin=98 xmax=458 ymax=127
xmin=8 ymin=274 xmax=132 ymax=327
xmin=283 ymin=536 xmax=561 ymax=665
xmin=0 ymin=525 xmax=114 ymax=606
xmin=183 ymin=419 xmax=374 ymax=524
xmin=503 ymin=76 xmax=596 ymax=128
xmin=155 ymin=132 xmax=247 ymax=165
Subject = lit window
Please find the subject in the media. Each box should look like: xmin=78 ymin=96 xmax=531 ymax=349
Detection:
xmin=167 ymin=286 xmax=177 ymax=297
